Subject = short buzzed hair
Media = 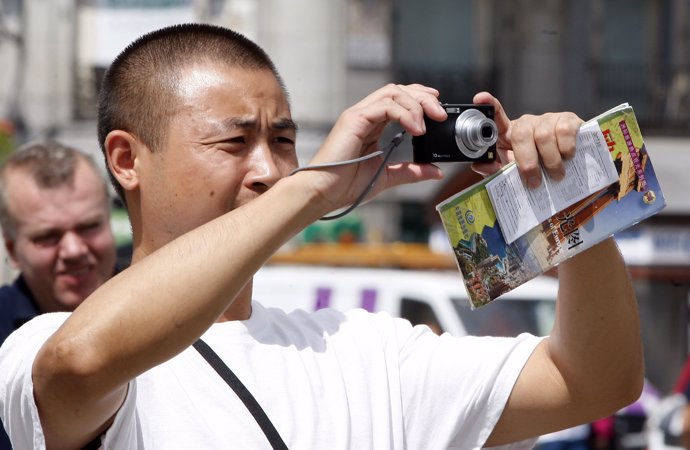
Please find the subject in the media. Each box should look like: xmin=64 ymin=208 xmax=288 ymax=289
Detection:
xmin=0 ymin=140 xmax=109 ymax=239
xmin=97 ymin=23 xmax=288 ymax=204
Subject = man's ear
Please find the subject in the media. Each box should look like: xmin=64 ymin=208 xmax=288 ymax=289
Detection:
xmin=105 ymin=130 xmax=141 ymax=192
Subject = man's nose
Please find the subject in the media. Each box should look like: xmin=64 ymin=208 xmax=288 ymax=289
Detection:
xmin=247 ymin=145 xmax=282 ymax=191
xmin=58 ymin=231 xmax=89 ymax=259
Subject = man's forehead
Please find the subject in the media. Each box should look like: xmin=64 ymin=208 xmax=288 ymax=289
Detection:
xmin=5 ymin=165 xmax=105 ymax=212
xmin=4 ymin=168 xmax=41 ymax=195
xmin=176 ymin=64 xmax=231 ymax=99
xmin=177 ymin=63 xmax=285 ymax=98
xmin=14 ymin=197 xmax=108 ymax=236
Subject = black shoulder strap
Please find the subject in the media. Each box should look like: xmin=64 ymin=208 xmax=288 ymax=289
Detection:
xmin=192 ymin=339 xmax=289 ymax=450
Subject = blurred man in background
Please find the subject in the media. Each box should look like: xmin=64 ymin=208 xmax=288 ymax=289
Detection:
xmin=0 ymin=140 xmax=117 ymax=345
xmin=0 ymin=140 xmax=117 ymax=449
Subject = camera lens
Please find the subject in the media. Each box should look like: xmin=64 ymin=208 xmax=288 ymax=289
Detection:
xmin=454 ymin=109 xmax=498 ymax=158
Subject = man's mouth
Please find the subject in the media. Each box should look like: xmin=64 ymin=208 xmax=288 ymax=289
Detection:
xmin=59 ymin=266 xmax=93 ymax=283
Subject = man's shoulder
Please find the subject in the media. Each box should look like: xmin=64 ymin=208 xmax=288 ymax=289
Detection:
xmin=0 ymin=278 xmax=41 ymax=345
xmin=1 ymin=312 xmax=70 ymax=353
xmin=10 ymin=312 xmax=70 ymax=335
xmin=0 ymin=280 xmax=23 ymax=300
xmin=0 ymin=277 xmax=35 ymax=308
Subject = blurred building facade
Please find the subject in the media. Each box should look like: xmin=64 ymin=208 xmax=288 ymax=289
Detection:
xmin=0 ymin=0 xmax=689 ymax=392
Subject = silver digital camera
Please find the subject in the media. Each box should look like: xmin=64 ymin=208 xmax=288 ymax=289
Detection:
xmin=412 ymin=104 xmax=498 ymax=163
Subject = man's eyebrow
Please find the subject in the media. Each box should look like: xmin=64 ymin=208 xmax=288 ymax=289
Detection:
xmin=273 ymin=118 xmax=298 ymax=132
xmin=220 ymin=117 xmax=256 ymax=130
xmin=217 ymin=117 xmax=298 ymax=132
xmin=26 ymin=213 xmax=105 ymax=236
xmin=27 ymin=226 xmax=61 ymax=238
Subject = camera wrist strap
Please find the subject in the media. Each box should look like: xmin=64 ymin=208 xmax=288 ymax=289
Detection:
xmin=192 ymin=339 xmax=289 ymax=450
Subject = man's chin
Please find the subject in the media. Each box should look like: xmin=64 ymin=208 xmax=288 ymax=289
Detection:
xmin=54 ymin=286 xmax=96 ymax=311
xmin=54 ymin=295 xmax=87 ymax=312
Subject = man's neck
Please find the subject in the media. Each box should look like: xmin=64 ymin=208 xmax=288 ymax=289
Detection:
xmin=130 ymin=243 xmax=254 ymax=322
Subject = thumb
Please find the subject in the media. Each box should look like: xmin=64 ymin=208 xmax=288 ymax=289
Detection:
xmin=471 ymin=161 xmax=503 ymax=177
xmin=384 ymin=162 xmax=444 ymax=190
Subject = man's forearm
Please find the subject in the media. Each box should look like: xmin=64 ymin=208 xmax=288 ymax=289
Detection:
xmin=32 ymin=173 xmax=324 ymax=447
xmin=488 ymin=237 xmax=643 ymax=446
xmin=38 ymin=172 xmax=323 ymax=383
xmin=550 ymin=237 xmax=644 ymax=415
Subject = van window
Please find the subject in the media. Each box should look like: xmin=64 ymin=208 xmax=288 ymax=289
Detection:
xmin=452 ymin=298 xmax=556 ymax=337
xmin=400 ymin=298 xmax=443 ymax=335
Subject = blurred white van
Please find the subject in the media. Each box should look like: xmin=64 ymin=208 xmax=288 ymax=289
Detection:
xmin=253 ymin=262 xmax=559 ymax=338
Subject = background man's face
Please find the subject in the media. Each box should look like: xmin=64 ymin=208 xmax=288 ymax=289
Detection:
xmin=4 ymin=160 xmax=117 ymax=312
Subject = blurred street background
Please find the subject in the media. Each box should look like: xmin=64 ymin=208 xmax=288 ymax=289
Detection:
xmin=1 ymin=1 xmax=690 ymax=446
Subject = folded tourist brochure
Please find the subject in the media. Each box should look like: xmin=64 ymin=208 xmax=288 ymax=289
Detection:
xmin=436 ymin=103 xmax=666 ymax=308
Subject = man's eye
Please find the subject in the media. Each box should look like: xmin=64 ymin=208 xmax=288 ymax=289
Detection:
xmin=217 ymin=137 xmax=247 ymax=152
xmin=221 ymin=136 xmax=249 ymax=146
xmin=77 ymin=222 xmax=103 ymax=236
xmin=32 ymin=234 xmax=60 ymax=247
xmin=274 ymin=136 xmax=295 ymax=146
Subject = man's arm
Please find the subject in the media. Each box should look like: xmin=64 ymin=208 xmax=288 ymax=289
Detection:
xmin=478 ymin=94 xmax=644 ymax=445
xmin=30 ymin=84 xmax=447 ymax=449
xmin=32 ymin=176 xmax=328 ymax=448
xmin=487 ymin=238 xmax=642 ymax=445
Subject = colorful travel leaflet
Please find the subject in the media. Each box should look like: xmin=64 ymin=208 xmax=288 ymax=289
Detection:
xmin=436 ymin=103 xmax=666 ymax=308
xmin=486 ymin=119 xmax=620 ymax=245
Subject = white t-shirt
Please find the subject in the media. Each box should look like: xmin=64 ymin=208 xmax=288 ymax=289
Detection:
xmin=1 ymin=302 xmax=542 ymax=450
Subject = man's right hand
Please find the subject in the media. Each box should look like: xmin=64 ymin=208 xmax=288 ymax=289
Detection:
xmin=302 ymin=83 xmax=447 ymax=217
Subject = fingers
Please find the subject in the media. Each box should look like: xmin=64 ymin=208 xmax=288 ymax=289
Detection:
xmin=471 ymin=147 xmax=515 ymax=177
xmin=471 ymin=161 xmax=503 ymax=178
xmin=315 ymin=84 xmax=439 ymax=165
xmin=472 ymin=92 xmax=511 ymax=146
xmin=317 ymin=83 xmax=446 ymax=167
xmin=470 ymin=92 xmax=583 ymax=187
xmin=509 ymin=112 xmax=583 ymax=188
xmin=384 ymin=162 xmax=444 ymax=190
xmin=355 ymin=84 xmax=447 ymax=137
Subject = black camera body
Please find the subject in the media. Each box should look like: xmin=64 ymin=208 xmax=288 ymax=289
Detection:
xmin=412 ymin=104 xmax=498 ymax=163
